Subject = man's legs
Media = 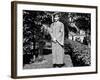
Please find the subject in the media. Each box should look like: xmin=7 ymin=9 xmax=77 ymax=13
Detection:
xmin=52 ymin=42 xmax=65 ymax=67
xmin=56 ymin=43 xmax=65 ymax=67
xmin=52 ymin=42 xmax=57 ymax=67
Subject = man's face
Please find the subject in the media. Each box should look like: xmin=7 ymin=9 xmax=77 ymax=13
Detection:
xmin=54 ymin=18 xmax=59 ymax=22
xmin=54 ymin=15 xmax=59 ymax=22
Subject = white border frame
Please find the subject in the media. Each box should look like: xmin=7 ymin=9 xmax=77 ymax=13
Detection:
xmin=14 ymin=2 xmax=97 ymax=77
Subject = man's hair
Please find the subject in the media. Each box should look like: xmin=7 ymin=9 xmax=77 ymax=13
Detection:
xmin=54 ymin=14 xmax=60 ymax=18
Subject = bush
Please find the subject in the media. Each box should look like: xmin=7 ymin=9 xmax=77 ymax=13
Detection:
xmin=65 ymin=39 xmax=91 ymax=66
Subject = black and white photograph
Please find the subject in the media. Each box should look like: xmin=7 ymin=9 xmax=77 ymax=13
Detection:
xmin=23 ymin=10 xmax=91 ymax=69
xmin=11 ymin=1 xmax=97 ymax=78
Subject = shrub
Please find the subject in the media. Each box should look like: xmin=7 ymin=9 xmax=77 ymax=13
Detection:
xmin=65 ymin=39 xmax=91 ymax=66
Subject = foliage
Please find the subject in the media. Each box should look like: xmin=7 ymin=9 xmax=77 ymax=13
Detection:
xmin=65 ymin=39 xmax=91 ymax=66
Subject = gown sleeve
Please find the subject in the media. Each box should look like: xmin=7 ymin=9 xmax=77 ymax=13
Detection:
xmin=48 ymin=23 xmax=56 ymax=41
xmin=57 ymin=23 xmax=64 ymax=45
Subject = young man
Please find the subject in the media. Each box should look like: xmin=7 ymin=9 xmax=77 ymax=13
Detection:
xmin=49 ymin=14 xmax=65 ymax=67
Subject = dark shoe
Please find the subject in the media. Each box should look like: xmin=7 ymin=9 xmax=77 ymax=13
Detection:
xmin=53 ymin=64 xmax=57 ymax=68
xmin=57 ymin=63 xmax=65 ymax=68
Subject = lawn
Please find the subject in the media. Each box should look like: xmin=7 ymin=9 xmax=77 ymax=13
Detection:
xmin=24 ymin=54 xmax=73 ymax=69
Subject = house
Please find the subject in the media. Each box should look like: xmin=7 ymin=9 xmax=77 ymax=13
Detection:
xmin=68 ymin=30 xmax=85 ymax=43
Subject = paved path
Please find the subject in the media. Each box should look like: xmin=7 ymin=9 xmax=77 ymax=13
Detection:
xmin=24 ymin=54 xmax=73 ymax=69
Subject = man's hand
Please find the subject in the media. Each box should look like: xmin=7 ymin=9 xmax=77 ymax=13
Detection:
xmin=53 ymin=38 xmax=56 ymax=43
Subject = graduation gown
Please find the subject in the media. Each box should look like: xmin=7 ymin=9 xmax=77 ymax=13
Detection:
xmin=49 ymin=21 xmax=64 ymax=64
